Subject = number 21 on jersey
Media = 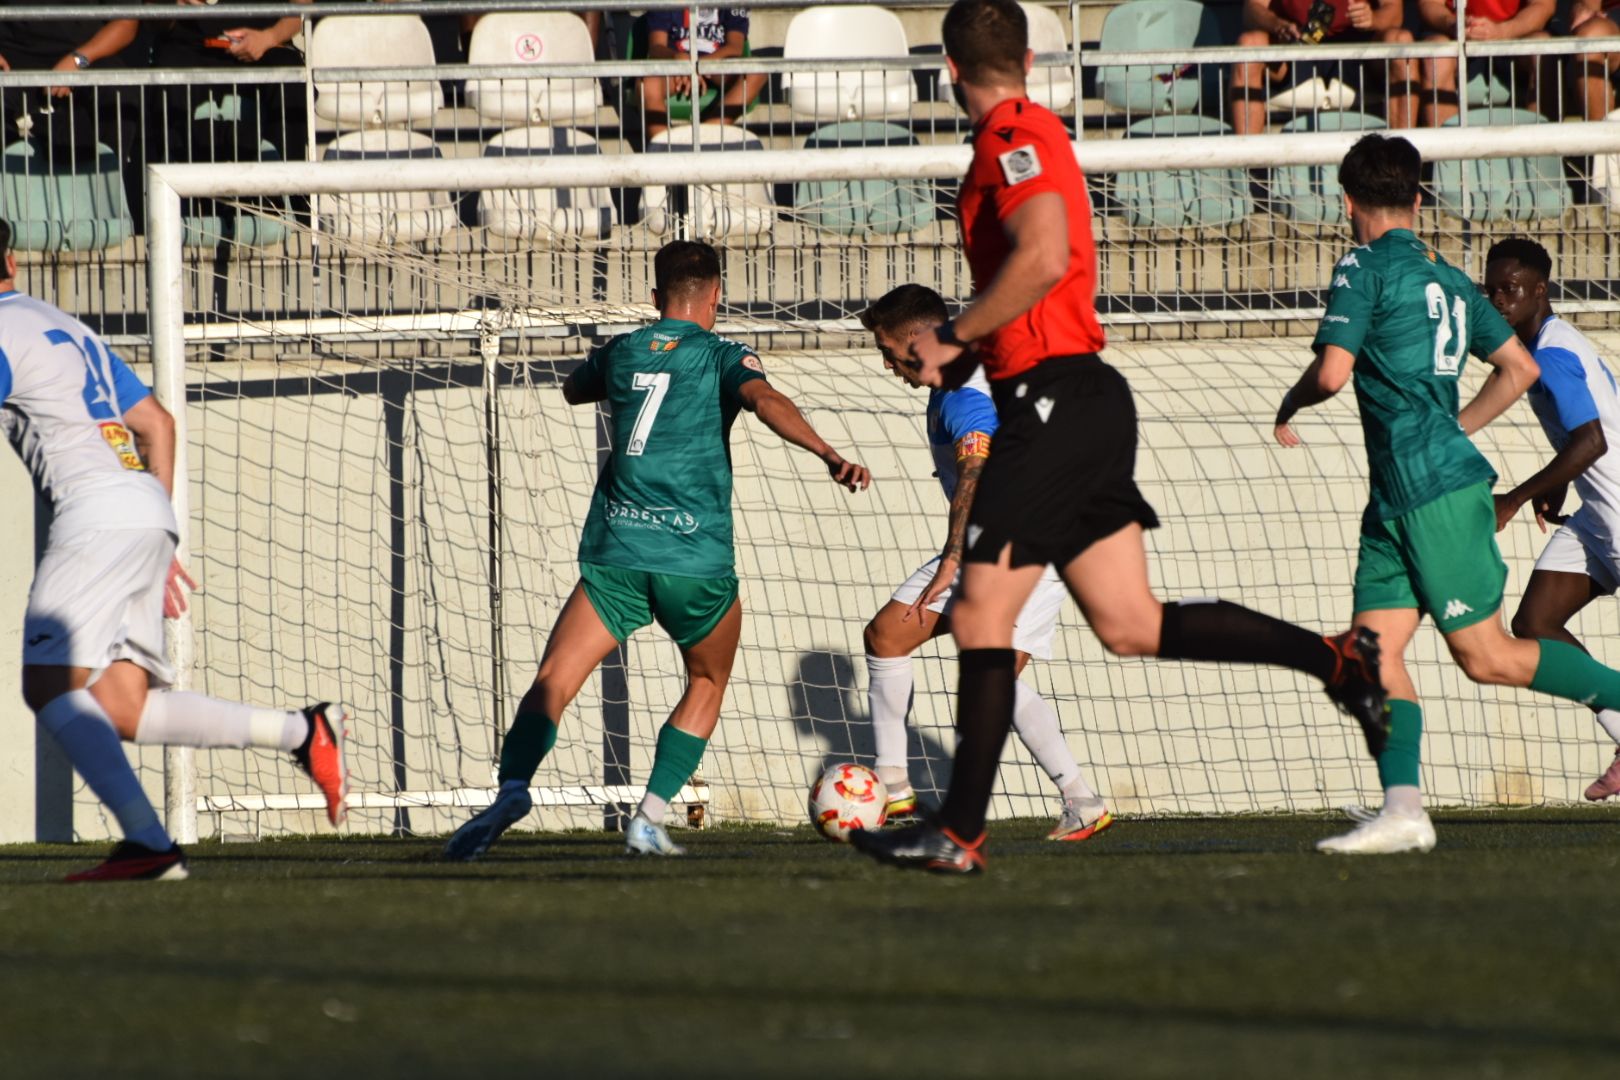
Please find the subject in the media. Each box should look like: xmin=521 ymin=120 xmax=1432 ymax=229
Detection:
xmin=627 ymin=372 xmax=671 ymax=456
xmin=1425 ymin=282 xmax=1467 ymax=376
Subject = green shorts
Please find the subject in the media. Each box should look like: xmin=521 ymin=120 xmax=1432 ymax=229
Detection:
xmin=579 ymin=561 xmax=739 ymax=647
xmin=1353 ymin=481 xmax=1506 ymax=633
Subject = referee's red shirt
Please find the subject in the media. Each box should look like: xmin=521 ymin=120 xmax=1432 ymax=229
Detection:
xmin=958 ymin=96 xmax=1105 ymax=380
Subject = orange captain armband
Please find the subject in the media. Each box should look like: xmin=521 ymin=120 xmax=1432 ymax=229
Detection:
xmin=955 ymin=431 xmax=992 ymax=461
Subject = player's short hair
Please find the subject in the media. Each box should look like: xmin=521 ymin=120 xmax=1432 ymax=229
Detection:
xmin=0 ymin=218 xmax=11 ymax=267
xmin=653 ymin=240 xmax=722 ymax=302
xmin=1338 ymin=134 xmax=1422 ymax=210
xmin=1485 ymin=237 xmax=1553 ymax=282
xmin=859 ymin=284 xmax=950 ymax=335
xmin=942 ymin=0 xmax=1028 ymax=86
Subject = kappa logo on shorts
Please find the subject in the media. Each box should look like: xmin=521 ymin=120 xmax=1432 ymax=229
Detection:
xmin=1034 ymin=396 xmax=1055 ymax=424
xmin=1442 ymin=599 xmax=1474 ymax=620
xmin=999 ymin=145 xmax=1042 ymax=187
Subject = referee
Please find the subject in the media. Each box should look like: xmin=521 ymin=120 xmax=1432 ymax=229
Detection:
xmin=853 ymin=0 xmax=1393 ymax=874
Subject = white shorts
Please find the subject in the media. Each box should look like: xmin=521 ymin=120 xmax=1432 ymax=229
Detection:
xmin=890 ymin=556 xmax=1068 ymax=659
xmin=23 ymin=527 xmax=177 ymax=688
xmin=1533 ymin=522 xmax=1620 ymax=595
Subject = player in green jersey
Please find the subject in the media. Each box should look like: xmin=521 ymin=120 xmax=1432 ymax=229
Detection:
xmin=445 ymin=241 xmax=870 ymax=860
xmin=1276 ymin=133 xmax=1620 ymax=854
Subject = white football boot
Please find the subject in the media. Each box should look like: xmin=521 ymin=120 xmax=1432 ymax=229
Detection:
xmin=625 ymin=812 xmax=686 ymax=856
xmin=1317 ymin=810 xmax=1436 ymax=855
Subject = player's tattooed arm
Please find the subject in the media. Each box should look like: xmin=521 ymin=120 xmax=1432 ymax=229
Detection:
xmin=1494 ymin=418 xmax=1603 ymax=532
xmin=1274 ymin=344 xmax=1354 ymax=447
xmin=737 ymin=380 xmax=872 ymax=492
xmin=908 ymin=445 xmax=987 ymax=620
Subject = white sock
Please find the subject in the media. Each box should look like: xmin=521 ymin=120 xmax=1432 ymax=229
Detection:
xmin=38 ymin=690 xmax=172 ymax=851
xmin=637 ymin=792 xmax=670 ymax=825
xmin=134 ymin=691 xmax=305 ymax=751
xmin=1012 ymin=681 xmax=1094 ymax=800
xmin=1594 ymin=708 xmax=1620 ymax=746
xmin=1381 ymin=785 xmax=1424 ymax=818
xmin=867 ymin=654 xmax=914 ymax=789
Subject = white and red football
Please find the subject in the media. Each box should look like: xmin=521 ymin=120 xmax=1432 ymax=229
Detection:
xmin=808 ymin=762 xmax=888 ymax=842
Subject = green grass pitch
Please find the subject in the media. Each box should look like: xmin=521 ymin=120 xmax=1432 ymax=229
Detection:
xmin=2 ymin=810 xmax=1617 ymax=1079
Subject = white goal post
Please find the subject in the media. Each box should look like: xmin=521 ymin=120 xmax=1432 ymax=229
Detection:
xmin=146 ymin=122 xmax=1620 ymax=842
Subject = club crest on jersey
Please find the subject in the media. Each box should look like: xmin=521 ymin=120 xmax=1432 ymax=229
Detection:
xmin=98 ymin=422 xmax=146 ymax=471
xmin=999 ymin=146 xmax=1042 ymax=187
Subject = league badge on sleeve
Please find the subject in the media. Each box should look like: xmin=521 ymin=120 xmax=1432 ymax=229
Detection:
xmin=741 ymin=353 xmax=764 ymax=372
xmin=999 ymin=145 xmax=1043 ymax=186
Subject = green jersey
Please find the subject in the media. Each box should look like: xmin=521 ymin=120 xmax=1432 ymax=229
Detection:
xmin=573 ymin=318 xmax=767 ymax=577
xmin=1313 ymin=228 xmax=1515 ymax=520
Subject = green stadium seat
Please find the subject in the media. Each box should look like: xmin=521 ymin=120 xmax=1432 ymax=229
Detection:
xmin=0 ymin=141 xmax=133 ymax=252
xmin=1095 ymin=0 xmax=1216 ymax=116
xmin=1433 ymin=108 xmax=1570 ymax=222
xmin=794 ymin=122 xmax=933 ymax=235
xmin=1112 ymin=115 xmax=1251 ymax=229
xmin=183 ymin=95 xmax=289 ymax=249
xmin=1272 ymin=112 xmax=1387 ymax=225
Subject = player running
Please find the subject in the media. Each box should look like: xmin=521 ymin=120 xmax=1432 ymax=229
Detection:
xmin=1276 ymin=136 xmax=1620 ymax=854
xmin=852 ymin=0 xmax=1389 ymax=876
xmin=444 ymin=240 xmax=870 ymax=861
xmin=1485 ymin=237 xmax=1620 ymax=801
xmin=859 ymin=284 xmax=1110 ymax=841
xmin=0 ymin=220 xmax=348 ymax=882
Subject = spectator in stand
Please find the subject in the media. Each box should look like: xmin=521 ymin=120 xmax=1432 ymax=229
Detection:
xmin=1417 ymin=0 xmax=1554 ymax=126
xmin=0 ymin=1 xmax=138 ymax=169
xmin=1229 ymin=0 xmax=1416 ymax=134
xmin=147 ymin=0 xmax=313 ymax=168
xmin=639 ymin=7 xmax=766 ymax=141
xmin=1562 ymin=0 xmax=1620 ymax=121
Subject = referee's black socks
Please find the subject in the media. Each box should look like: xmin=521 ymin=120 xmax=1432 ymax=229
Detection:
xmin=1158 ymin=599 xmax=1338 ymax=683
xmin=939 ymin=648 xmax=1018 ymax=841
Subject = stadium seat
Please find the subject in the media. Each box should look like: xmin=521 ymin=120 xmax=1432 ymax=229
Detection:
xmin=1589 ymin=107 xmax=1620 ymax=210
xmin=1466 ymin=70 xmax=1512 ymax=108
xmin=939 ymin=3 xmax=1075 ymax=114
xmin=0 ymin=141 xmax=133 ymax=252
xmin=641 ymin=126 xmax=774 ymax=238
xmin=782 ymin=6 xmax=915 ymax=121
xmin=477 ymin=126 xmax=617 ymax=242
xmin=793 ymin=122 xmax=933 ymax=235
xmin=183 ymin=96 xmax=289 ymax=248
xmin=1271 ymin=112 xmax=1386 ymax=224
xmin=1111 ymin=115 xmax=1251 ymax=229
xmin=465 ymin=13 xmax=601 ymax=126
xmin=1433 ymin=108 xmax=1570 ymax=222
xmin=311 ymin=16 xmax=443 ymax=129
xmin=318 ymin=130 xmax=456 ymax=243
xmin=1095 ymin=0 xmax=1214 ymax=116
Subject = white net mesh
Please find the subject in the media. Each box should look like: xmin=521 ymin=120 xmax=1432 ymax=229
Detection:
xmin=112 ymin=137 xmax=1620 ymax=838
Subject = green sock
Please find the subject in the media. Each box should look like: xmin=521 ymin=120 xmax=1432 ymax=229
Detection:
xmin=1530 ymin=639 xmax=1620 ymax=712
xmin=1376 ymin=699 xmax=1423 ymax=790
xmin=497 ymin=709 xmax=558 ymax=783
xmin=646 ymin=724 xmax=709 ymax=801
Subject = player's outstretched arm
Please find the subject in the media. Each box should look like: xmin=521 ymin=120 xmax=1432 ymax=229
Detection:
xmin=1459 ymin=337 xmax=1540 ymax=437
xmin=1494 ymin=421 xmax=1604 ymax=532
xmin=1274 ymin=345 xmax=1354 ymax=446
xmin=737 ymin=380 xmax=871 ymax=492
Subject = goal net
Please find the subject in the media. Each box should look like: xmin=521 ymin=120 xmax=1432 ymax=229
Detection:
xmin=110 ymin=123 xmax=1620 ymax=840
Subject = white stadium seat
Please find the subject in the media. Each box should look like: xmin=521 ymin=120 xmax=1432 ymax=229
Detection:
xmin=318 ymin=130 xmax=456 ymax=244
xmin=478 ymin=126 xmax=618 ymax=243
xmin=464 ymin=12 xmax=601 ymax=126
xmin=940 ymin=3 xmax=1075 ymax=113
xmin=311 ymin=16 xmax=443 ymax=129
xmin=782 ymin=6 xmax=915 ymax=122
xmin=641 ymin=126 xmax=775 ymax=239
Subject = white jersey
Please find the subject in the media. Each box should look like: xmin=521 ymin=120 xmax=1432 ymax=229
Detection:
xmin=1525 ymin=315 xmax=1620 ymax=553
xmin=925 ymin=364 xmax=997 ymax=502
xmin=0 ymin=290 xmax=176 ymax=540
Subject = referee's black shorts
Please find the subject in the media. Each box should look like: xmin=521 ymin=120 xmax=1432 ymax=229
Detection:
xmin=965 ymin=353 xmax=1160 ymax=571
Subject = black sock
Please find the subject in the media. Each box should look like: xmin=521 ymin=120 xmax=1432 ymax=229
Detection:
xmin=1158 ymin=599 xmax=1337 ymax=683
xmin=938 ymin=649 xmax=1018 ymax=841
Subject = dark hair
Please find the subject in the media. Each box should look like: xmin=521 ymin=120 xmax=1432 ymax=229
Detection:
xmin=0 ymin=218 xmax=10 ymax=268
xmin=942 ymin=0 xmax=1028 ymax=86
xmin=1338 ymin=134 xmax=1422 ymax=210
xmin=860 ymin=284 xmax=950 ymax=334
xmin=1486 ymin=236 xmax=1553 ymax=281
xmin=653 ymin=240 xmax=721 ymax=301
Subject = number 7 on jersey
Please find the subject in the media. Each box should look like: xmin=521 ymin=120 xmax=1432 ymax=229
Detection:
xmin=627 ymin=372 xmax=671 ymax=456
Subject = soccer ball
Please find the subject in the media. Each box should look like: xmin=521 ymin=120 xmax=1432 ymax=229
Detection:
xmin=808 ymin=763 xmax=888 ymax=842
